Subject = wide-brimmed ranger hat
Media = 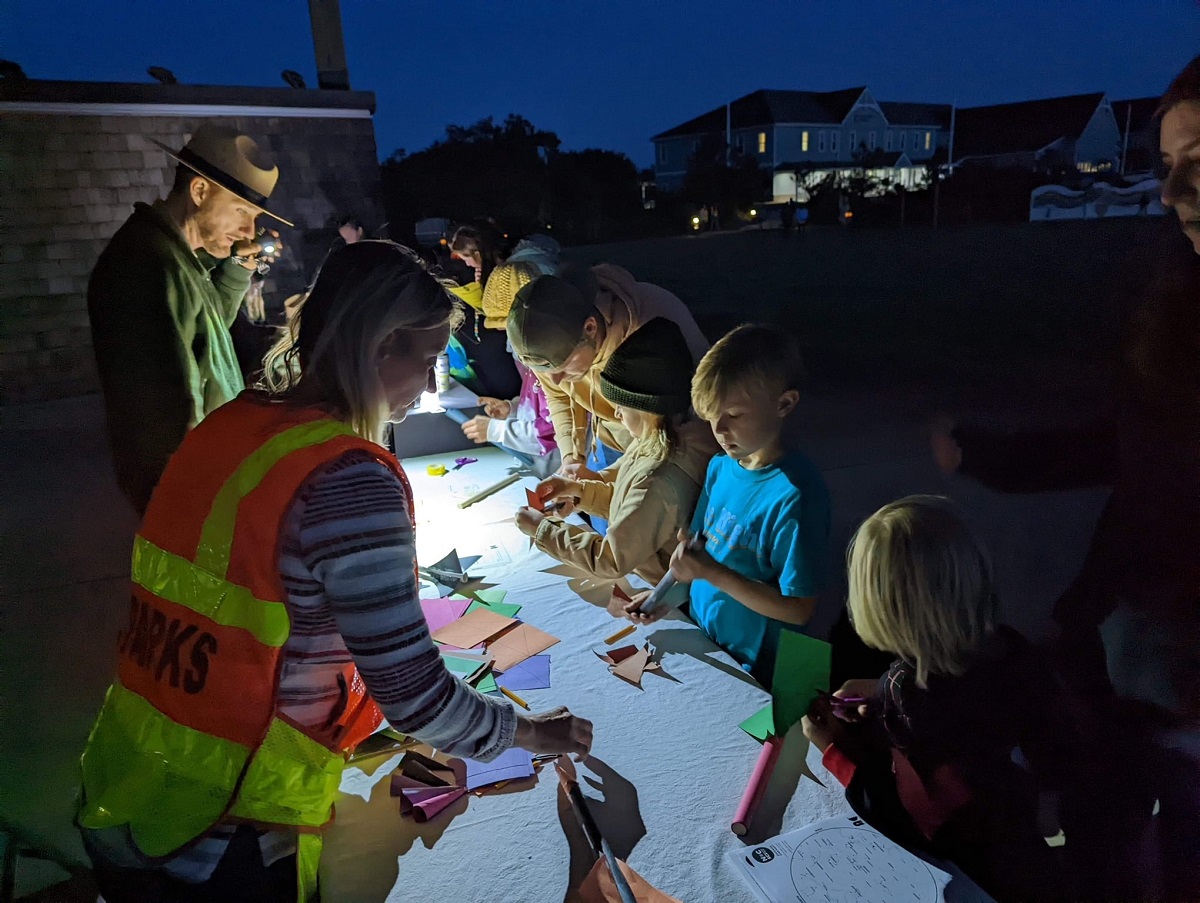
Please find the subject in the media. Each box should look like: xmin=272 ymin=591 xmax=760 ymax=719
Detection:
xmin=152 ymin=124 xmax=292 ymax=226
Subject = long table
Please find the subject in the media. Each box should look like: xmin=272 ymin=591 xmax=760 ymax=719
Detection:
xmin=317 ymin=448 xmax=867 ymax=901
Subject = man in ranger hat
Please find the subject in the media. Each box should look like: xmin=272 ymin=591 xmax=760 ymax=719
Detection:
xmin=87 ymin=123 xmax=291 ymax=515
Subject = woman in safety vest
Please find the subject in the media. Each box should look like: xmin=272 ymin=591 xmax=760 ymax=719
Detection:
xmin=76 ymin=241 xmax=594 ymax=902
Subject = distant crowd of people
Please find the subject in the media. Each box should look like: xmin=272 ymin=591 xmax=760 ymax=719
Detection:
xmin=75 ymin=54 xmax=1200 ymax=902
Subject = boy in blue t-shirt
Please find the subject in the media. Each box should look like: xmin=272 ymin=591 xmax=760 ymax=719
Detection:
xmin=624 ymin=324 xmax=831 ymax=684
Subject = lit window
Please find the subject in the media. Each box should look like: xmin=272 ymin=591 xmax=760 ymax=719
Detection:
xmin=868 ymin=131 xmax=877 ymax=149
xmin=758 ymin=132 xmax=767 ymax=154
xmin=802 ymin=130 xmax=809 ymax=152
xmin=925 ymin=131 xmax=932 ymax=150
xmin=900 ymin=131 xmax=906 ymax=150
xmin=885 ymin=132 xmax=892 ymax=151
xmin=818 ymin=131 xmax=826 ymax=152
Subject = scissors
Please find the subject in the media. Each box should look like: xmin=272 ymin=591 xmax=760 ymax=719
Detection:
xmin=815 ymin=689 xmax=869 ymax=719
xmin=452 ymin=456 xmax=478 ymax=470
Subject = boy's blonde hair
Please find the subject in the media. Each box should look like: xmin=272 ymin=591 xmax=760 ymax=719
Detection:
xmin=847 ymin=495 xmax=997 ymax=688
xmin=691 ymin=324 xmax=805 ymax=419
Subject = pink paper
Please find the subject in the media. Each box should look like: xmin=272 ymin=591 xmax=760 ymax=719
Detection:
xmin=420 ymin=596 xmax=471 ymax=634
xmin=405 ymin=787 xmax=466 ymax=822
xmin=730 ymin=735 xmax=784 ymax=835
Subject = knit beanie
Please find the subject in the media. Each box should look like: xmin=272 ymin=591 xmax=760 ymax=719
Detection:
xmin=599 ymin=318 xmax=693 ymax=415
xmin=482 ymin=261 xmax=540 ymax=330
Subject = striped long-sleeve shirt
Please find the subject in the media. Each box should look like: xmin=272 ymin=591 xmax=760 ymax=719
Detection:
xmin=82 ymin=449 xmax=516 ymax=881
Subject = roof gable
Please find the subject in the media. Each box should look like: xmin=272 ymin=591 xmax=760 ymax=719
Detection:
xmin=953 ymin=92 xmax=1107 ymax=159
xmin=652 ymin=87 xmax=869 ymax=139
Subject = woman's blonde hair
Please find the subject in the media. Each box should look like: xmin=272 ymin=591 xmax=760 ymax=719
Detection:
xmin=847 ymin=495 xmax=997 ymax=688
xmin=262 ymin=241 xmax=462 ymax=441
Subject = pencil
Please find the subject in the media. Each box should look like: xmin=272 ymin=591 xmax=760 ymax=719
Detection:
xmin=500 ymin=685 xmax=530 ymax=709
xmin=604 ymin=624 xmax=636 ymax=645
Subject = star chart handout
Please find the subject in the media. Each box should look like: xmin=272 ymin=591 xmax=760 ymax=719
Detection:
xmin=726 ymin=815 xmax=951 ymax=903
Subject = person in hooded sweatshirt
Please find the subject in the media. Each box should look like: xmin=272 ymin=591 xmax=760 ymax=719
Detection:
xmin=514 ymin=318 xmax=719 ymax=584
xmin=506 ymin=264 xmax=709 ymax=481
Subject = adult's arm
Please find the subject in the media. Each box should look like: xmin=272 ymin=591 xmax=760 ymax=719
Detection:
xmin=304 ymin=456 xmax=516 ymax=761
xmin=87 ymin=256 xmax=197 ymax=514
xmin=539 ymin=374 xmax=589 ymax=462
xmin=953 ymin=417 xmax=1120 ymax=493
xmin=205 ymin=255 xmax=253 ymax=327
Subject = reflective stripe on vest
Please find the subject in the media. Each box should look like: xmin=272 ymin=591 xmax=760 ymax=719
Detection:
xmin=79 ymin=399 xmax=398 ymax=902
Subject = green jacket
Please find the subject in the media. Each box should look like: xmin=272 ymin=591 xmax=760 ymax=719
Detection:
xmin=88 ymin=202 xmax=251 ymax=514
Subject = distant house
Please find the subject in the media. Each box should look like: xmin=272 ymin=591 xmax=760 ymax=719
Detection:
xmin=953 ymin=93 xmax=1120 ymax=173
xmin=651 ymin=87 xmax=950 ymax=195
xmin=1112 ymin=97 xmax=1161 ymax=174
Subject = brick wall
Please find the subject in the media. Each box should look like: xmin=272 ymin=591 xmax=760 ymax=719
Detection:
xmin=0 ymin=92 xmax=385 ymax=404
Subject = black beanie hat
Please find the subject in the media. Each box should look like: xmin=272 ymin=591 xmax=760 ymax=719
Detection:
xmin=599 ymin=318 xmax=693 ymax=416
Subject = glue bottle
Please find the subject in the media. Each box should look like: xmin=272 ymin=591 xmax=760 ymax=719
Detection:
xmin=435 ymin=352 xmax=451 ymax=394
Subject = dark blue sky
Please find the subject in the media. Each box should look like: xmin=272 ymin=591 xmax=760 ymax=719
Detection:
xmin=3 ymin=0 xmax=1198 ymax=167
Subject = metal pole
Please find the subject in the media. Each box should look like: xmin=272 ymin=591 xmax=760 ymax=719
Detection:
xmin=1120 ymin=102 xmax=1132 ymax=175
xmin=726 ymin=101 xmax=732 ymax=166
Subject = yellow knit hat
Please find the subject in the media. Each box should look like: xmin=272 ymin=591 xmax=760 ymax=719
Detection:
xmin=482 ymin=262 xmax=542 ymax=330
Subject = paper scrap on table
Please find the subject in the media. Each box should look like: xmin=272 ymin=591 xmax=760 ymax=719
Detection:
xmin=594 ymin=643 xmax=661 ymax=688
xmin=432 ymin=608 xmax=516 ymax=649
xmin=440 ymin=650 xmax=493 ymax=684
xmin=476 ymin=671 xmax=498 ymax=694
xmin=474 ymin=587 xmax=509 ymax=607
xmin=770 ymin=630 xmax=831 ymax=737
xmin=495 ymin=654 xmax=551 ymax=691
xmin=419 ymin=549 xmax=482 ymax=596
xmin=487 ymin=621 xmax=560 ymax=672
xmin=391 ymin=775 xmax=466 ymax=823
xmin=421 ymin=596 xmax=471 ymax=634
xmin=580 ymin=857 xmax=682 ymax=903
xmin=724 ymin=814 xmax=951 ymax=903
xmin=605 ymin=584 xmax=634 ymax=618
xmin=463 ymin=746 xmax=535 ymax=791
xmin=466 ymin=598 xmax=523 ymax=619
xmin=399 ymin=751 xmax=457 ymax=787
xmin=739 ymin=703 xmax=776 ymax=742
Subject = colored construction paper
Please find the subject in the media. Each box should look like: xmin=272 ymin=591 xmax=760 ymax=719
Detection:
xmin=594 ymin=643 xmax=661 ymax=689
xmin=463 ymin=746 xmax=535 ymax=791
xmin=399 ymin=751 xmax=457 ymax=787
xmin=421 ymin=596 xmax=471 ymax=633
xmin=495 ymin=654 xmax=552 ymax=691
xmin=419 ymin=549 xmax=482 ymax=596
xmin=474 ymin=588 xmax=509 ymax=606
xmin=403 ymin=787 xmax=466 ymax=822
xmin=739 ymin=703 xmax=776 ymax=741
xmin=771 ymin=630 xmax=832 ymax=736
xmin=606 ymin=584 xmax=636 ymax=618
xmin=526 ymin=486 xmax=541 ymax=509
xmin=466 ymin=598 xmax=523 ymax=619
xmin=487 ymin=621 xmax=560 ymax=672
xmin=431 ymin=608 xmax=516 ymax=649
xmin=580 ymin=857 xmax=683 ymax=903
xmin=476 ymin=671 xmax=498 ymax=694
xmin=440 ymin=651 xmax=492 ymax=684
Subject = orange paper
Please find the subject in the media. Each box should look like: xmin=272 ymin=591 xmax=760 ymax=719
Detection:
xmin=431 ymin=608 xmax=516 ymax=649
xmin=487 ymin=622 xmax=560 ymax=672
xmin=594 ymin=643 xmax=661 ymax=688
xmin=579 ymin=857 xmax=681 ymax=903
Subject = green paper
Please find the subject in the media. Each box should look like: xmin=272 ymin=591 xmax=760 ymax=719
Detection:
xmin=474 ymin=588 xmax=509 ymax=606
xmin=739 ymin=704 xmax=776 ymax=741
xmin=476 ymin=672 xmax=498 ymax=694
xmin=465 ymin=598 xmax=522 ymax=619
xmin=441 ymin=652 xmax=488 ymax=682
xmin=770 ymin=630 xmax=832 ymax=736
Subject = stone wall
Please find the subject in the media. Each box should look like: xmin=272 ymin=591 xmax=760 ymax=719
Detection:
xmin=0 ymin=83 xmax=385 ymax=404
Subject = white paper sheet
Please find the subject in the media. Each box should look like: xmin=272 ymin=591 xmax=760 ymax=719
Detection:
xmin=726 ymin=814 xmax=952 ymax=903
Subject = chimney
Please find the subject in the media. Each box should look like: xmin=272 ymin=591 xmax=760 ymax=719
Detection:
xmin=308 ymin=0 xmax=350 ymax=90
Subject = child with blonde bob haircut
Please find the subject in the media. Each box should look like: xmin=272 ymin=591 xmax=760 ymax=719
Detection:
xmin=803 ymin=496 xmax=1086 ymax=903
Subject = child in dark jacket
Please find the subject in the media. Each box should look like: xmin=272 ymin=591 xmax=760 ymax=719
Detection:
xmin=802 ymin=496 xmax=1087 ymax=903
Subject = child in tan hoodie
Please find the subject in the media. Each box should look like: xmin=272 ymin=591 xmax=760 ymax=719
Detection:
xmin=514 ymin=318 xmax=719 ymax=584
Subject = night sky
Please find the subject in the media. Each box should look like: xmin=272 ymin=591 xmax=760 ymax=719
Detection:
xmin=3 ymin=0 xmax=1198 ymax=167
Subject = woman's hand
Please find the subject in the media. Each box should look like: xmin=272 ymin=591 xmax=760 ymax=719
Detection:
xmin=478 ymin=397 xmax=511 ymax=419
xmin=514 ymin=706 xmax=593 ymax=756
xmin=515 ymin=506 xmax=546 ymax=537
xmin=559 ymin=460 xmax=601 ymax=482
xmin=461 ymin=415 xmax=492 ymax=444
xmin=930 ymin=414 xmax=963 ymax=474
xmin=622 ymin=589 xmax=668 ymax=624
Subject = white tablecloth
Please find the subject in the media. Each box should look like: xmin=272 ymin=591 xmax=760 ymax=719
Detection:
xmin=320 ymin=449 xmax=986 ymax=903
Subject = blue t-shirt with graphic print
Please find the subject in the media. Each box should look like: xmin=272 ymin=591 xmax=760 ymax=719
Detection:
xmin=687 ymin=450 xmax=831 ymax=683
